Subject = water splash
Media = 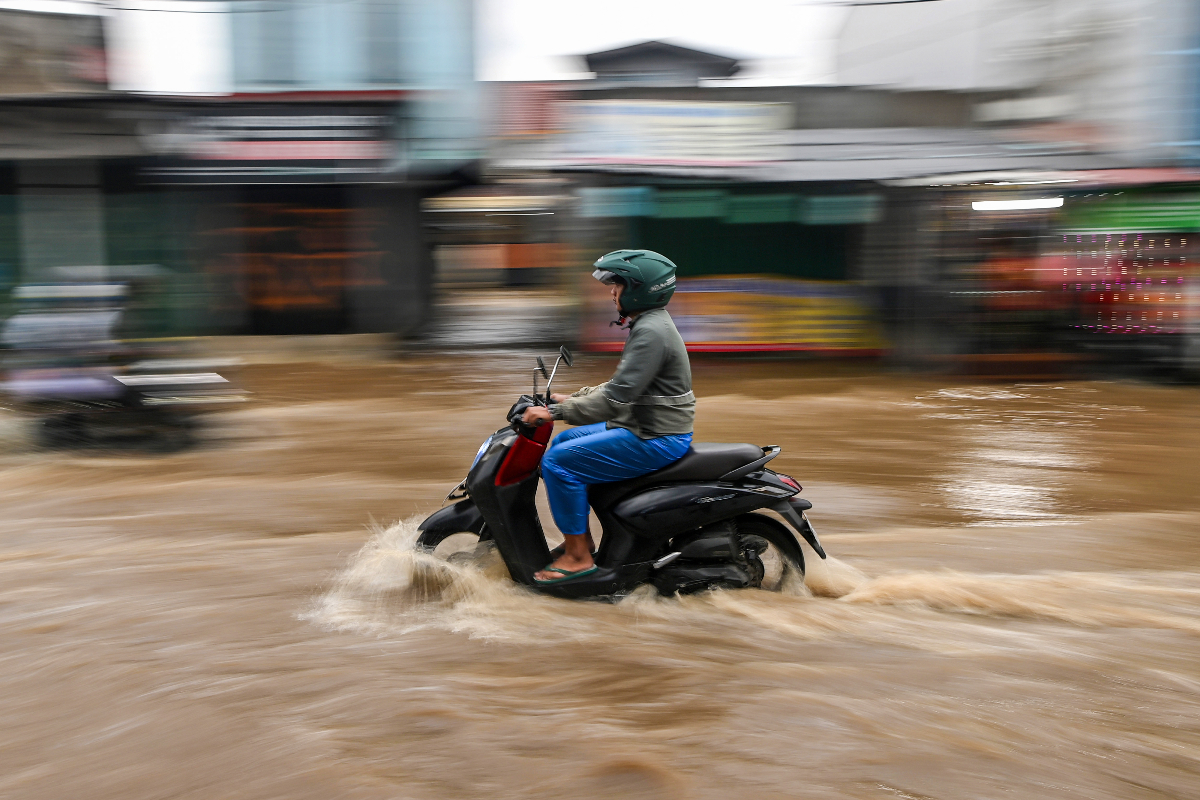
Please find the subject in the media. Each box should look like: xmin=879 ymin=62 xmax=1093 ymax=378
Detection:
xmin=308 ymin=514 xmax=1200 ymax=650
xmin=305 ymin=517 xmax=874 ymax=642
xmin=803 ymin=546 xmax=869 ymax=598
xmin=305 ymin=518 xmax=604 ymax=642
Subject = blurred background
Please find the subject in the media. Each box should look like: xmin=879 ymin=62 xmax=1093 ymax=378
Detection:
xmin=0 ymin=0 xmax=1196 ymax=373
xmin=4 ymin=5 xmax=1200 ymax=800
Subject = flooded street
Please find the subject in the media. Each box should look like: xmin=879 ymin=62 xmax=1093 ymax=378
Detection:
xmin=2 ymin=353 xmax=1198 ymax=800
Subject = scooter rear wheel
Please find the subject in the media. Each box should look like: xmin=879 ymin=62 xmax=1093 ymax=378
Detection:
xmin=737 ymin=514 xmax=805 ymax=592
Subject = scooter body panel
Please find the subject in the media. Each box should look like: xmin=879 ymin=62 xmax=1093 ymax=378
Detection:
xmin=610 ymin=482 xmax=776 ymax=540
xmin=417 ymin=499 xmax=484 ymax=536
xmin=465 ymin=429 xmax=552 ymax=585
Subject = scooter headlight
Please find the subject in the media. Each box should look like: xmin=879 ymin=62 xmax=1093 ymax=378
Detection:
xmin=470 ymin=435 xmax=494 ymax=470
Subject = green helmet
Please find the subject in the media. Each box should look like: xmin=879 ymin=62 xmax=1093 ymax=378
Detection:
xmin=591 ymin=249 xmax=678 ymax=315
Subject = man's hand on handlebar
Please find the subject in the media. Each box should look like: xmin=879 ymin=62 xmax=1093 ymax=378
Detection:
xmin=550 ymin=393 xmax=570 ymax=404
xmin=522 ymin=406 xmax=553 ymax=427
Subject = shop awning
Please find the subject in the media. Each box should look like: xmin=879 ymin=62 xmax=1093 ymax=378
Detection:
xmin=498 ymin=127 xmax=1121 ymax=183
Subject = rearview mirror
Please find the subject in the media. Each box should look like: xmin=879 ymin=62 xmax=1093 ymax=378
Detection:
xmin=559 ymin=345 xmax=573 ymax=367
xmin=536 ymin=356 xmax=550 ymax=379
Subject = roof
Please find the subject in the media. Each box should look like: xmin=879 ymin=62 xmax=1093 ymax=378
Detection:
xmin=584 ymin=41 xmax=740 ymax=80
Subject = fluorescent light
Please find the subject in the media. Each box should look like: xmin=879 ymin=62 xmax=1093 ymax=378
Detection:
xmin=986 ymin=179 xmax=1078 ymax=186
xmin=972 ymin=198 xmax=1064 ymax=211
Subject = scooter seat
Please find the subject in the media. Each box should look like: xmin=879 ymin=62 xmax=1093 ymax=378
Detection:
xmin=588 ymin=442 xmax=765 ymax=509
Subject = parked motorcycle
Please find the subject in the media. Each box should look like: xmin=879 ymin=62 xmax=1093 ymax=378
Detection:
xmin=417 ymin=347 xmax=826 ymax=599
xmin=2 ymin=282 xmax=245 ymax=452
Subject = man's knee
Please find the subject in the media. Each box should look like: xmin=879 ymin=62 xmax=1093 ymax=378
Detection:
xmin=542 ymin=443 xmax=570 ymax=475
xmin=543 ymin=442 xmax=589 ymax=484
xmin=547 ymin=428 xmax=589 ymax=462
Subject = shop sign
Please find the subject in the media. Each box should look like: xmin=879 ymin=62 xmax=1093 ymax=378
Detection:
xmin=1050 ymin=232 xmax=1197 ymax=336
xmin=562 ymin=101 xmax=791 ymax=166
xmin=144 ymin=108 xmax=395 ymax=183
xmin=583 ymin=275 xmax=887 ymax=353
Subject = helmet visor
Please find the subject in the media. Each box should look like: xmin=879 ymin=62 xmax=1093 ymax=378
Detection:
xmin=592 ymin=269 xmax=622 ymax=285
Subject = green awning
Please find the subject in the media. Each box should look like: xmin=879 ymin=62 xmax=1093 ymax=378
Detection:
xmin=578 ymin=186 xmax=656 ymax=218
xmin=724 ymin=194 xmax=795 ymax=224
xmin=798 ymin=195 xmax=882 ymax=225
xmin=1061 ymin=196 xmax=1200 ymax=232
xmin=654 ymin=190 xmax=727 ymax=219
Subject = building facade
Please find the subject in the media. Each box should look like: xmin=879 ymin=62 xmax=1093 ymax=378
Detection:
xmin=836 ymin=0 xmax=1200 ymax=166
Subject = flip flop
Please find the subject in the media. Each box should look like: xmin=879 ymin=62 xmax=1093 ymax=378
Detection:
xmin=534 ymin=564 xmax=599 ymax=585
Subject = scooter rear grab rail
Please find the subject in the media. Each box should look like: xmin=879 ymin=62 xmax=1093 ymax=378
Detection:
xmin=719 ymin=445 xmax=781 ymax=481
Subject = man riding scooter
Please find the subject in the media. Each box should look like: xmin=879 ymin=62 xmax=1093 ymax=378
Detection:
xmin=521 ymin=250 xmax=695 ymax=585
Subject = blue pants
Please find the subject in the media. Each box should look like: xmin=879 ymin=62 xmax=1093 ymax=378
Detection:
xmin=541 ymin=423 xmax=692 ymax=538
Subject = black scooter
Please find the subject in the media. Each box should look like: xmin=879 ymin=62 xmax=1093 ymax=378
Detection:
xmin=417 ymin=347 xmax=826 ymax=599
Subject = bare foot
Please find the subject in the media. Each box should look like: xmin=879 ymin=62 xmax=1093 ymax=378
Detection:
xmin=536 ymin=533 xmax=595 ymax=581
xmin=548 ymin=532 xmax=596 ymax=558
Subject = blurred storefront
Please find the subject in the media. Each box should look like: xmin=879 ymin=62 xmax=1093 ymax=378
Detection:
xmin=423 ymin=187 xmax=568 ymax=288
xmin=481 ymin=26 xmax=1121 ymax=358
xmin=140 ymin=98 xmax=438 ymax=335
xmin=418 ymin=184 xmax=577 ymax=348
xmin=571 ymin=184 xmax=887 ymax=353
xmin=887 ymin=170 xmax=1200 ymax=377
xmin=0 ymin=0 xmax=182 ymax=338
xmin=491 ymin=88 xmax=1113 ymax=357
xmin=0 ymin=96 xmax=470 ymax=337
xmin=0 ymin=0 xmax=478 ymax=339
xmin=919 ymin=181 xmax=1070 ymax=374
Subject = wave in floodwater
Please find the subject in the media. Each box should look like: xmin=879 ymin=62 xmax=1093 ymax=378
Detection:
xmin=306 ymin=518 xmax=1200 ymax=646
xmin=842 ymin=570 xmax=1200 ymax=633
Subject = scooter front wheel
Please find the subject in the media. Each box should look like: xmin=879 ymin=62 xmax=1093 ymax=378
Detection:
xmin=416 ymin=528 xmax=486 ymax=563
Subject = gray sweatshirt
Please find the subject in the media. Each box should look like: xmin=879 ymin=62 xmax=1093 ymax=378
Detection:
xmin=551 ymin=307 xmax=694 ymax=439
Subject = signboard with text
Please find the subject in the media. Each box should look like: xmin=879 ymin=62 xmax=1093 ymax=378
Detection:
xmin=144 ymin=106 xmax=397 ymax=184
xmin=561 ymin=100 xmax=792 ymax=166
xmin=583 ymin=275 xmax=887 ymax=353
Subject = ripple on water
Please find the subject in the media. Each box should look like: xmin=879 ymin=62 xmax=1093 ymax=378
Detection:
xmin=919 ymin=388 xmax=1098 ymax=524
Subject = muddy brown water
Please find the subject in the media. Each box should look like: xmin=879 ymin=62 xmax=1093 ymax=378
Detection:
xmin=1 ymin=354 xmax=1198 ymax=800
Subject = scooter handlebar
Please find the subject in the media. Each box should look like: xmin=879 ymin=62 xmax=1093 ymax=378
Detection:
xmin=507 ymin=394 xmax=547 ymax=433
